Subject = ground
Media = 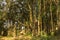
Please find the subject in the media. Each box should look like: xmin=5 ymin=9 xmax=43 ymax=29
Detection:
xmin=0 ymin=35 xmax=60 ymax=40
xmin=0 ymin=35 xmax=31 ymax=40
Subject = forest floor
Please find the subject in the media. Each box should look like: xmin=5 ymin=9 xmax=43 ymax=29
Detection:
xmin=0 ymin=34 xmax=60 ymax=40
xmin=0 ymin=35 xmax=32 ymax=40
xmin=0 ymin=35 xmax=60 ymax=40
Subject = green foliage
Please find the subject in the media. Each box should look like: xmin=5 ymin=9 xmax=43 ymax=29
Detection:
xmin=31 ymin=35 xmax=56 ymax=40
xmin=52 ymin=1 xmax=57 ymax=13
xmin=25 ymin=31 xmax=32 ymax=37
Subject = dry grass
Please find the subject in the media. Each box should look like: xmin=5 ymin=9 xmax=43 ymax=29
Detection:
xmin=0 ymin=35 xmax=32 ymax=40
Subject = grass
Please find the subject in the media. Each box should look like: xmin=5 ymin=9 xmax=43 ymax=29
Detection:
xmin=0 ymin=31 xmax=60 ymax=40
xmin=0 ymin=35 xmax=60 ymax=40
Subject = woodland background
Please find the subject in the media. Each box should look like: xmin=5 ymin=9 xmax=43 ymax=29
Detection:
xmin=0 ymin=0 xmax=60 ymax=40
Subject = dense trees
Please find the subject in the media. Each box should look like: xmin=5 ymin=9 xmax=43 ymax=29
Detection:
xmin=0 ymin=0 xmax=60 ymax=36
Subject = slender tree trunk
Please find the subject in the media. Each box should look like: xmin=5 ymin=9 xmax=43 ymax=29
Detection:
xmin=50 ymin=0 xmax=54 ymax=35
xmin=28 ymin=3 xmax=33 ymax=36
xmin=37 ymin=0 xmax=41 ymax=35
xmin=43 ymin=0 xmax=46 ymax=32
xmin=56 ymin=0 xmax=59 ymax=31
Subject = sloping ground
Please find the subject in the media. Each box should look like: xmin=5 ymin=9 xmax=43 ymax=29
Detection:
xmin=0 ymin=35 xmax=60 ymax=40
xmin=0 ymin=35 xmax=31 ymax=40
xmin=0 ymin=37 xmax=14 ymax=40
